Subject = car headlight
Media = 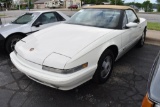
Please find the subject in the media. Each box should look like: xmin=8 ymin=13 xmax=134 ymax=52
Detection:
xmin=155 ymin=104 xmax=160 ymax=107
xmin=42 ymin=62 xmax=88 ymax=74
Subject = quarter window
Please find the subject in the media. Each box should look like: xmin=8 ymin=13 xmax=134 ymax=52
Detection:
xmin=34 ymin=12 xmax=58 ymax=25
xmin=54 ymin=12 xmax=65 ymax=21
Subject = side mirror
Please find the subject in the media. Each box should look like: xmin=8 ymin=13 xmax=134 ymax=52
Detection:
xmin=126 ymin=22 xmax=138 ymax=28
xmin=33 ymin=22 xmax=42 ymax=27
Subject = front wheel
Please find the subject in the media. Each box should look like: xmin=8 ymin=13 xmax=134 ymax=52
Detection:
xmin=5 ymin=34 xmax=23 ymax=54
xmin=93 ymin=49 xmax=114 ymax=84
xmin=137 ymin=31 xmax=146 ymax=47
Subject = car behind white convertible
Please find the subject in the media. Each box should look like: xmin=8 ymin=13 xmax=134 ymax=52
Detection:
xmin=0 ymin=10 xmax=70 ymax=53
xmin=10 ymin=5 xmax=147 ymax=90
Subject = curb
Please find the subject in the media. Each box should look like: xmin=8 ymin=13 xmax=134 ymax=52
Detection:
xmin=145 ymin=40 xmax=160 ymax=46
xmin=145 ymin=30 xmax=160 ymax=46
xmin=146 ymin=36 xmax=160 ymax=42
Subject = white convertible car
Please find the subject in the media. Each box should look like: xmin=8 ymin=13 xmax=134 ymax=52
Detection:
xmin=10 ymin=5 xmax=147 ymax=90
xmin=0 ymin=10 xmax=69 ymax=53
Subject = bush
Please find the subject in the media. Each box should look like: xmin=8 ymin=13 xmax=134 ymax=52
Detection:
xmin=158 ymin=6 xmax=160 ymax=12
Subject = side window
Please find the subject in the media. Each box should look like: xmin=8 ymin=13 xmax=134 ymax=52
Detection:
xmin=126 ymin=10 xmax=139 ymax=23
xmin=54 ymin=12 xmax=65 ymax=21
xmin=122 ymin=12 xmax=128 ymax=29
xmin=34 ymin=12 xmax=58 ymax=25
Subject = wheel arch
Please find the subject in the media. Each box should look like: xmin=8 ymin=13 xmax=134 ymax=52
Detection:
xmin=144 ymin=26 xmax=147 ymax=34
xmin=100 ymin=45 xmax=119 ymax=62
xmin=5 ymin=32 xmax=26 ymax=44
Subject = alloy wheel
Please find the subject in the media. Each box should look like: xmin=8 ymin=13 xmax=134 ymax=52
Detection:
xmin=100 ymin=56 xmax=112 ymax=79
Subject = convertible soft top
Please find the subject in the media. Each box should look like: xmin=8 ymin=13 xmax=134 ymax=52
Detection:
xmin=83 ymin=5 xmax=134 ymax=10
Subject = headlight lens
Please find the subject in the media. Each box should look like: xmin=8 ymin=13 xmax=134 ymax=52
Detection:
xmin=155 ymin=104 xmax=160 ymax=107
xmin=42 ymin=62 xmax=88 ymax=74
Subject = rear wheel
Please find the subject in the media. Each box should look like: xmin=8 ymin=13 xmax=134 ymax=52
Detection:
xmin=5 ymin=34 xmax=23 ymax=54
xmin=93 ymin=49 xmax=114 ymax=84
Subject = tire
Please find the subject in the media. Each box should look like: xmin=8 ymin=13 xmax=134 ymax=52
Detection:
xmin=93 ymin=49 xmax=114 ymax=84
xmin=137 ymin=31 xmax=146 ymax=48
xmin=5 ymin=34 xmax=23 ymax=54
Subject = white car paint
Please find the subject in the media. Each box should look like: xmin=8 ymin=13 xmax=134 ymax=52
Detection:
xmin=15 ymin=24 xmax=113 ymax=65
xmin=10 ymin=9 xmax=147 ymax=90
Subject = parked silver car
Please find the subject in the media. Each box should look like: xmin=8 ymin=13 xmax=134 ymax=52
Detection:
xmin=0 ymin=10 xmax=70 ymax=53
xmin=142 ymin=51 xmax=160 ymax=107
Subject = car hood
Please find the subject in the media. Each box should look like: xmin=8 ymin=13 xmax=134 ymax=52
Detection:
xmin=16 ymin=23 xmax=113 ymax=65
xmin=0 ymin=23 xmax=22 ymax=32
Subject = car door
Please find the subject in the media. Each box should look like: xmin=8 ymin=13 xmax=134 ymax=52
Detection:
xmin=31 ymin=12 xmax=62 ymax=32
xmin=125 ymin=10 xmax=141 ymax=44
xmin=119 ymin=11 xmax=132 ymax=56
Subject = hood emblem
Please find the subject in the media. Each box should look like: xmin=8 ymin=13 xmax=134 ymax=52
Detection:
xmin=30 ymin=48 xmax=34 ymax=51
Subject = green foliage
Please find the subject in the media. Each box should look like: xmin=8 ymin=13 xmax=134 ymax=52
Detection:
xmin=142 ymin=1 xmax=153 ymax=12
xmin=17 ymin=0 xmax=34 ymax=9
xmin=81 ymin=0 xmax=124 ymax=5
xmin=0 ymin=0 xmax=12 ymax=10
xmin=110 ymin=0 xmax=124 ymax=5
xmin=125 ymin=2 xmax=142 ymax=8
xmin=158 ymin=5 xmax=160 ymax=12
xmin=135 ymin=2 xmax=142 ymax=8
xmin=157 ymin=0 xmax=160 ymax=12
xmin=82 ymin=0 xmax=110 ymax=4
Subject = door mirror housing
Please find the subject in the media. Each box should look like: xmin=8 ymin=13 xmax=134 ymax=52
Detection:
xmin=126 ymin=22 xmax=138 ymax=28
xmin=33 ymin=22 xmax=42 ymax=27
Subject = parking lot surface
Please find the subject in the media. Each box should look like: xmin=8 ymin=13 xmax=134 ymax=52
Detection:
xmin=0 ymin=44 xmax=160 ymax=107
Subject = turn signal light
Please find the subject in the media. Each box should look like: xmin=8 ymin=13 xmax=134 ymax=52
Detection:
xmin=142 ymin=94 xmax=154 ymax=107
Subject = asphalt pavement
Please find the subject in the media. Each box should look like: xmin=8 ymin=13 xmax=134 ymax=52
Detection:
xmin=137 ymin=13 xmax=160 ymax=23
xmin=0 ymin=44 xmax=160 ymax=107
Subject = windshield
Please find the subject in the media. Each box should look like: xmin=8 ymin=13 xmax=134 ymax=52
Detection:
xmin=12 ymin=13 xmax=37 ymax=24
xmin=66 ymin=9 xmax=121 ymax=29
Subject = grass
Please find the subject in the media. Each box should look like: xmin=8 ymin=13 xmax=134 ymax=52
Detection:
xmin=138 ymin=12 xmax=160 ymax=14
xmin=147 ymin=22 xmax=160 ymax=31
xmin=0 ymin=14 xmax=5 ymax=16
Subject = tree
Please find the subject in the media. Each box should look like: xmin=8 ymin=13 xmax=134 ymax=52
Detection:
xmin=125 ymin=2 xmax=142 ymax=8
xmin=81 ymin=0 xmax=110 ymax=5
xmin=142 ymin=1 xmax=153 ymax=12
xmin=157 ymin=0 xmax=160 ymax=12
xmin=0 ymin=0 xmax=12 ymax=10
xmin=135 ymin=2 xmax=142 ymax=8
xmin=110 ymin=0 xmax=124 ymax=5
xmin=24 ymin=0 xmax=32 ymax=9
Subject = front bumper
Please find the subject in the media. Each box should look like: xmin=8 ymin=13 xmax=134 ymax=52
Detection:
xmin=10 ymin=52 xmax=97 ymax=90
